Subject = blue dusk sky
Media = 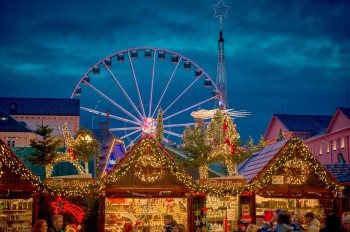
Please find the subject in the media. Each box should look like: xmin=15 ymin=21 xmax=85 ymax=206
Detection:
xmin=1 ymin=0 xmax=349 ymax=144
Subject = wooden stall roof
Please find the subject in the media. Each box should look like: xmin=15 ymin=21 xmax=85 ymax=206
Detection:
xmin=238 ymin=138 xmax=342 ymax=198
xmin=0 ymin=139 xmax=41 ymax=197
xmin=99 ymin=135 xmax=198 ymax=197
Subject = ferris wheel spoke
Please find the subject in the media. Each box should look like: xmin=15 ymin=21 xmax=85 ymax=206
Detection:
xmin=110 ymin=127 xmax=140 ymax=131
xmin=163 ymin=130 xmax=182 ymax=138
xmin=83 ymin=82 xmax=141 ymax=123
xmin=163 ymin=123 xmax=196 ymax=128
xmin=127 ymin=49 xmax=146 ymax=118
xmin=81 ymin=107 xmax=140 ymax=125
xmin=151 ymin=57 xmax=182 ymax=118
xmin=126 ymin=133 xmax=143 ymax=150
xmin=102 ymin=61 xmax=143 ymax=119
xmin=148 ymin=49 xmax=157 ymax=117
xmin=120 ymin=129 xmax=142 ymax=139
xmin=163 ymin=95 xmax=217 ymax=121
xmin=163 ymin=78 xmax=199 ymax=115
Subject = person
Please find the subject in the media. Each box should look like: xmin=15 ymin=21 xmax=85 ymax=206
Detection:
xmin=291 ymin=214 xmax=305 ymax=232
xmin=319 ymin=213 xmax=341 ymax=232
xmin=260 ymin=222 xmax=273 ymax=232
xmin=173 ymin=224 xmax=187 ymax=232
xmin=164 ymin=214 xmax=177 ymax=232
xmin=32 ymin=219 xmax=48 ymax=232
xmin=273 ymin=210 xmax=293 ymax=232
xmin=304 ymin=212 xmax=320 ymax=232
xmin=48 ymin=214 xmax=64 ymax=232
xmin=342 ymin=215 xmax=350 ymax=232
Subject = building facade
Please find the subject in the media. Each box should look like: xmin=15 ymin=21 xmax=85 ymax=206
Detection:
xmin=263 ymin=107 xmax=350 ymax=164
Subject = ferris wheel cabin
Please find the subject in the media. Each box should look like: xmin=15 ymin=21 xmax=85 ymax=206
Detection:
xmin=92 ymin=65 xmax=100 ymax=75
xmin=158 ymin=50 xmax=165 ymax=60
xmin=117 ymin=53 xmax=125 ymax=62
xmin=171 ymin=54 xmax=179 ymax=64
xmin=212 ymin=89 xmax=219 ymax=96
xmin=144 ymin=49 xmax=152 ymax=59
xmin=204 ymin=78 xmax=211 ymax=87
xmin=74 ymin=86 xmax=82 ymax=96
xmin=104 ymin=58 xmax=112 ymax=67
xmin=130 ymin=50 xmax=138 ymax=60
xmin=82 ymin=75 xmax=90 ymax=84
xmin=184 ymin=60 xmax=191 ymax=70
xmin=195 ymin=68 xmax=202 ymax=77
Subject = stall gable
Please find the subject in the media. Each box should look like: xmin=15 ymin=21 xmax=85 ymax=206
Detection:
xmin=245 ymin=138 xmax=342 ymax=198
xmin=99 ymin=136 xmax=196 ymax=195
xmin=0 ymin=139 xmax=41 ymax=195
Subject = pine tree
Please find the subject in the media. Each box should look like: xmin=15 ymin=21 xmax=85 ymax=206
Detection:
xmin=155 ymin=108 xmax=164 ymax=142
xmin=257 ymin=135 xmax=267 ymax=148
xmin=247 ymin=136 xmax=254 ymax=152
xmin=208 ymin=112 xmax=251 ymax=175
xmin=25 ymin=125 xmax=61 ymax=166
xmin=277 ymin=128 xmax=285 ymax=142
xmin=206 ymin=109 xmax=224 ymax=145
xmin=182 ymin=122 xmax=212 ymax=167
xmin=71 ymin=129 xmax=99 ymax=174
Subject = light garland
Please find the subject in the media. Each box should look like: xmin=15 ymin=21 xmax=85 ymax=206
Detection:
xmin=283 ymin=158 xmax=309 ymax=184
xmin=134 ymin=153 xmax=164 ymax=183
xmin=1 ymin=136 xmax=344 ymax=198
xmin=240 ymin=138 xmax=344 ymax=195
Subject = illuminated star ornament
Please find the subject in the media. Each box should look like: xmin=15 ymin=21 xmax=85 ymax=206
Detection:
xmin=51 ymin=197 xmax=85 ymax=223
xmin=213 ymin=0 xmax=231 ymax=18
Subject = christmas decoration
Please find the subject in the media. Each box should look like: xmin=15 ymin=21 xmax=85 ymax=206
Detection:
xmin=155 ymin=108 xmax=164 ymax=142
xmin=70 ymin=128 xmax=99 ymax=174
xmin=51 ymin=197 xmax=85 ymax=223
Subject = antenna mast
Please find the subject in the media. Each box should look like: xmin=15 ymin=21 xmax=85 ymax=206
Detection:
xmin=213 ymin=0 xmax=230 ymax=110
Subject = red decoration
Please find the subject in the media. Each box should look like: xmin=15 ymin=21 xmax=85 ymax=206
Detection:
xmin=51 ymin=197 xmax=85 ymax=223
xmin=166 ymin=198 xmax=174 ymax=203
xmin=223 ymin=119 xmax=228 ymax=135
xmin=201 ymin=207 xmax=208 ymax=213
xmin=224 ymin=216 xmax=230 ymax=232
xmin=67 ymin=148 xmax=76 ymax=160
xmin=225 ymin=138 xmax=235 ymax=155
xmin=263 ymin=210 xmax=274 ymax=223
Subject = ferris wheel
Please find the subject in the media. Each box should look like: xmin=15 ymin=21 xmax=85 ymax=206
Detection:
xmin=71 ymin=47 xmax=222 ymax=150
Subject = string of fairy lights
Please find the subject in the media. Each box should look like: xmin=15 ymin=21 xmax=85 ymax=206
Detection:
xmin=0 ymin=137 xmax=344 ymax=198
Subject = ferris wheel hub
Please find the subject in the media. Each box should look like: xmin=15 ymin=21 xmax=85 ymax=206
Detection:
xmin=141 ymin=117 xmax=156 ymax=135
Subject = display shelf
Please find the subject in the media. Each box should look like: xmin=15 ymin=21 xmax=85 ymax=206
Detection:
xmin=0 ymin=198 xmax=33 ymax=231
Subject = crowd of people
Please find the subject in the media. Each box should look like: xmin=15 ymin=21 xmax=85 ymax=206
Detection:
xmin=246 ymin=210 xmax=350 ymax=232
xmin=30 ymin=211 xmax=350 ymax=232
xmin=31 ymin=214 xmax=64 ymax=232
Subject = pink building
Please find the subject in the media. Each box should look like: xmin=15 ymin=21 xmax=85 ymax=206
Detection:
xmin=0 ymin=97 xmax=80 ymax=147
xmin=263 ymin=107 xmax=350 ymax=164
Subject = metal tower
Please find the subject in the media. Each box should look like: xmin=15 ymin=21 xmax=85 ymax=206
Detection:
xmin=213 ymin=0 xmax=230 ymax=110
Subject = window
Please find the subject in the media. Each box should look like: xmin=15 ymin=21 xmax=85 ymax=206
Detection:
xmin=340 ymin=138 xmax=345 ymax=149
xmin=319 ymin=146 xmax=323 ymax=155
xmin=327 ymin=144 xmax=330 ymax=153
xmin=7 ymin=140 xmax=15 ymax=147
xmin=332 ymin=140 xmax=337 ymax=151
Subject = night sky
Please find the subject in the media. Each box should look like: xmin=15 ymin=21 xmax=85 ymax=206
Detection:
xmin=1 ymin=0 xmax=349 ymax=144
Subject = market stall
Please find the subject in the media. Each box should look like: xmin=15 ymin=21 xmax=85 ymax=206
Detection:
xmin=238 ymin=138 xmax=343 ymax=229
xmin=98 ymin=136 xmax=201 ymax=232
xmin=0 ymin=139 xmax=41 ymax=231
